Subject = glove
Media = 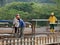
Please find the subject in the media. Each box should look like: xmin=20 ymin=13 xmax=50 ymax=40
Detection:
xmin=56 ymin=21 xmax=58 ymax=23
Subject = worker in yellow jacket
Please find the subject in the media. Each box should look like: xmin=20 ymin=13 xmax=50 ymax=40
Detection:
xmin=48 ymin=12 xmax=58 ymax=32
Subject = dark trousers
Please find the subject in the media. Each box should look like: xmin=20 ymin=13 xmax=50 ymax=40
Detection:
xmin=50 ymin=24 xmax=54 ymax=29
xmin=15 ymin=27 xmax=19 ymax=33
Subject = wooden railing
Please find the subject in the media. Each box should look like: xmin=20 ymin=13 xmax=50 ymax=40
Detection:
xmin=0 ymin=35 xmax=60 ymax=45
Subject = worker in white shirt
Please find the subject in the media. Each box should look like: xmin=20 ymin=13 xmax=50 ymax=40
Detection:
xmin=13 ymin=14 xmax=20 ymax=34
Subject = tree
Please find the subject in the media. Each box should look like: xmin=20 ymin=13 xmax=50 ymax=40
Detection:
xmin=0 ymin=2 xmax=60 ymax=20
xmin=52 ymin=0 xmax=60 ymax=8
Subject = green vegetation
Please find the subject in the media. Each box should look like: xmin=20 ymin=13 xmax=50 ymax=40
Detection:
xmin=0 ymin=0 xmax=57 ymax=7
xmin=0 ymin=2 xmax=60 ymax=21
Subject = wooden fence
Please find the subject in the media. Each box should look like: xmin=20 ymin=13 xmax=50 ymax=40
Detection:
xmin=0 ymin=35 xmax=60 ymax=45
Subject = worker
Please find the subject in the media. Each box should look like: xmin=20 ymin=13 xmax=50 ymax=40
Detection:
xmin=13 ymin=14 xmax=20 ymax=37
xmin=48 ymin=12 xmax=58 ymax=32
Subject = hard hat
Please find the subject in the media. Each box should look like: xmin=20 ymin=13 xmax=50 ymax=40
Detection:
xmin=51 ymin=12 xmax=54 ymax=15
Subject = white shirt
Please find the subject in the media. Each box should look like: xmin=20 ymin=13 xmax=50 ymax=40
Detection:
xmin=13 ymin=18 xmax=19 ymax=27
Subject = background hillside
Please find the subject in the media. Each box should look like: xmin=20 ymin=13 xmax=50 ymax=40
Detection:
xmin=0 ymin=0 xmax=60 ymax=21
xmin=0 ymin=0 xmax=56 ymax=7
xmin=0 ymin=2 xmax=59 ymax=20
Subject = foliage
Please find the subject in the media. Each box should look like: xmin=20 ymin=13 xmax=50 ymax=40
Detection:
xmin=0 ymin=2 xmax=60 ymax=21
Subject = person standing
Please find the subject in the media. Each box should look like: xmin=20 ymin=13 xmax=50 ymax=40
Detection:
xmin=13 ymin=14 xmax=20 ymax=37
xmin=18 ymin=16 xmax=26 ymax=38
xmin=48 ymin=12 xmax=58 ymax=32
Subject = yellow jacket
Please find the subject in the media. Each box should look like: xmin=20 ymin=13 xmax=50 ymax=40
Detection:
xmin=48 ymin=16 xmax=57 ymax=24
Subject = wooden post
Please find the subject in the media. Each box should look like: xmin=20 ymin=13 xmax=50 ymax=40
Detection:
xmin=30 ymin=37 xmax=32 ymax=45
xmin=2 ymin=39 xmax=4 ymax=45
xmin=33 ymin=37 xmax=35 ymax=45
xmin=24 ymin=38 xmax=25 ymax=45
xmin=6 ymin=39 xmax=8 ymax=45
xmin=31 ymin=21 xmax=35 ymax=35
xmin=13 ymin=39 xmax=15 ymax=45
xmin=21 ymin=38 xmax=22 ymax=45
